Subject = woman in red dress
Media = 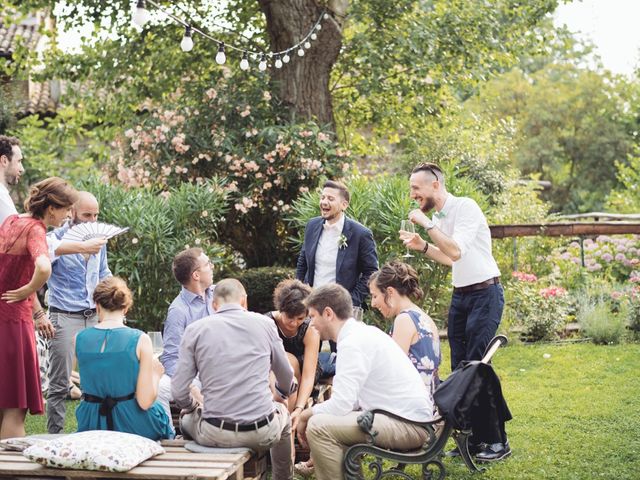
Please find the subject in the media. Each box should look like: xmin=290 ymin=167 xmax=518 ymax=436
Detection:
xmin=0 ymin=177 xmax=77 ymax=439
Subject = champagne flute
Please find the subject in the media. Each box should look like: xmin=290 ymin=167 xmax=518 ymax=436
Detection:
xmin=148 ymin=331 xmax=163 ymax=358
xmin=400 ymin=220 xmax=415 ymax=258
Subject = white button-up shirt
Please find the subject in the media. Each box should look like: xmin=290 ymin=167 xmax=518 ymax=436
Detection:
xmin=313 ymin=214 xmax=345 ymax=288
xmin=434 ymin=193 xmax=500 ymax=288
xmin=0 ymin=183 xmax=17 ymax=225
xmin=313 ymin=319 xmax=433 ymax=422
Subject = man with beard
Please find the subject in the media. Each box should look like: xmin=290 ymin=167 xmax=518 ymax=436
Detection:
xmin=0 ymin=135 xmax=25 ymax=223
xmin=46 ymin=191 xmax=112 ymax=433
xmin=296 ymin=180 xmax=378 ymax=309
xmin=400 ymin=163 xmax=508 ymax=462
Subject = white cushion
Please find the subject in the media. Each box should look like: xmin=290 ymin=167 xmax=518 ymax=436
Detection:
xmin=23 ymin=430 xmax=164 ymax=472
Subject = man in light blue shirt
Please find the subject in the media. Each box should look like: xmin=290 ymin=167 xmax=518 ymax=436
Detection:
xmin=157 ymin=247 xmax=214 ymax=420
xmin=46 ymin=191 xmax=112 ymax=433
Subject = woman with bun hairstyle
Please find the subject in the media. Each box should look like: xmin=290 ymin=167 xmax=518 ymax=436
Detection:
xmin=0 ymin=177 xmax=77 ymax=439
xmin=369 ymin=260 xmax=441 ymax=394
xmin=75 ymin=277 xmax=173 ymax=440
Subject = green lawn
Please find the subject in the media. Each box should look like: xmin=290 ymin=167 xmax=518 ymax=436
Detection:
xmin=26 ymin=342 xmax=640 ymax=479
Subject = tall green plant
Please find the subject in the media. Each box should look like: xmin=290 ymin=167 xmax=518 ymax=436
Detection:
xmin=79 ymin=177 xmax=235 ymax=330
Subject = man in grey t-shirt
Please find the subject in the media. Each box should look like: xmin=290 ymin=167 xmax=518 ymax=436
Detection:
xmin=172 ymin=279 xmax=297 ymax=480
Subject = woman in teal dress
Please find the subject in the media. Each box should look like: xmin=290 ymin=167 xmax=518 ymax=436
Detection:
xmin=75 ymin=277 xmax=173 ymax=440
xmin=369 ymin=261 xmax=441 ymax=395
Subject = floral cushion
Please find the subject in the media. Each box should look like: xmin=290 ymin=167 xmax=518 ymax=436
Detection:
xmin=23 ymin=430 xmax=164 ymax=472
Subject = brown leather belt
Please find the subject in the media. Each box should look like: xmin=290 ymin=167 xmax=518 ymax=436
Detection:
xmin=453 ymin=277 xmax=500 ymax=294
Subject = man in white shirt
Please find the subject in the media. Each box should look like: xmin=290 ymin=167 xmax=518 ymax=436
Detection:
xmin=0 ymin=135 xmax=24 ymax=224
xmin=296 ymin=284 xmax=432 ymax=480
xmin=401 ymin=162 xmax=508 ymax=461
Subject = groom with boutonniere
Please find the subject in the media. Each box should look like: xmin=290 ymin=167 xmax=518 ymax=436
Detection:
xmin=296 ymin=180 xmax=378 ymax=311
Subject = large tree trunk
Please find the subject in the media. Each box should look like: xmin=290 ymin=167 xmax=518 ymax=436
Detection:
xmin=257 ymin=0 xmax=347 ymax=128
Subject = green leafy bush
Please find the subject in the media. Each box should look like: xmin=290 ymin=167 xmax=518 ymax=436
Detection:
xmin=233 ymin=267 xmax=295 ymax=314
xmin=505 ymin=272 xmax=573 ymax=341
xmin=79 ymin=177 xmax=235 ymax=331
xmin=577 ymin=297 xmax=626 ymax=345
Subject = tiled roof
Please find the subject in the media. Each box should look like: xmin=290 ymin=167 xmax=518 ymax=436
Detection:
xmin=0 ymin=22 xmax=41 ymax=58
xmin=16 ymin=81 xmax=57 ymax=118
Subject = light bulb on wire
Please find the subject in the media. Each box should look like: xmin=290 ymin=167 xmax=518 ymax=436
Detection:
xmin=316 ymin=24 xmax=322 ymax=31
xmin=282 ymin=53 xmax=290 ymax=63
xmin=240 ymin=52 xmax=250 ymax=70
xmin=180 ymin=26 xmax=194 ymax=52
xmin=297 ymin=48 xmax=305 ymax=57
xmin=311 ymin=33 xmax=317 ymax=40
xmin=258 ymin=54 xmax=267 ymax=71
xmin=215 ymin=43 xmax=226 ymax=65
xmin=324 ymin=13 xmax=330 ymax=20
xmin=133 ymin=0 xmax=151 ymax=27
xmin=274 ymin=54 xmax=283 ymax=69
xmin=304 ymin=41 xmax=311 ymax=49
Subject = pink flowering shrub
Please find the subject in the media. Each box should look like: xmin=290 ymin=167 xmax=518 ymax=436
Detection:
xmin=109 ymin=77 xmax=349 ymax=266
xmin=547 ymin=235 xmax=640 ymax=289
xmin=506 ymin=271 xmax=573 ymax=341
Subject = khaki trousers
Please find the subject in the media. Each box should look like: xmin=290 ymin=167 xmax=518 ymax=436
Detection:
xmin=181 ymin=402 xmax=292 ymax=480
xmin=306 ymin=411 xmax=428 ymax=480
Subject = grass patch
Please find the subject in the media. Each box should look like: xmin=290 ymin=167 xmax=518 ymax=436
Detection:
xmin=26 ymin=343 xmax=640 ymax=479
xmin=26 ymin=400 xmax=78 ymax=435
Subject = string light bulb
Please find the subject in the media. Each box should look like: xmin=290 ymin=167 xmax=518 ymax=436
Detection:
xmin=215 ymin=42 xmax=226 ymax=65
xmin=274 ymin=54 xmax=283 ymax=69
xmin=311 ymin=33 xmax=317 ymax=40
xmin=180 ymin=26 xmax=194 ymax=52
xmin=304 ymin=41 xmax=311 ymax=49
xmin=282 ymin=53 xmax=290 ymax=63
xmin=316 ymin=24 xmax=322 ymax=31
xmin=324 ymin=13 xmax=330 ymax=20
xmin=240 ymin=52 xmax=250 ymax=70
xmin=133 ymin=0 xmax=151 ymax=27
xmin=297 ymin=47 xmax=305 ymax=57
xmin=258 ymin=54 xmax=267 ymax=71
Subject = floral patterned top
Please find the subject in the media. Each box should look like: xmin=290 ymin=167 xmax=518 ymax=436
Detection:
xmin=391 ymin=309 xmax=441 ymax=395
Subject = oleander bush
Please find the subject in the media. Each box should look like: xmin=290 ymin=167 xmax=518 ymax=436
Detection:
xmin=79 ymin=177 xmax=236 ymax=331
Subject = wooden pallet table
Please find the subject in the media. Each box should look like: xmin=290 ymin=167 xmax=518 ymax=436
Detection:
xmin=0 ymin=439 xmax=266 ymax=480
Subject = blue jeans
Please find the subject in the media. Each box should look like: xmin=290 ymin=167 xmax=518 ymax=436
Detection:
xmin=318 ymin=351 xmax=336 ymax=378
xmin=447 ymin=284 xmax=504 ymax=371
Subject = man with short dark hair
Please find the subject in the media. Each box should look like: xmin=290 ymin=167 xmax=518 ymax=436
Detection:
xmin=172 ymin=279 xmax=296 ymax=480
xmin=295 ymin=283 xmax=432 ymax=480
xmin=296 ymin=180 xmax=378 ymax=308
xmin=296 ymin=180 xmax=378 ymax=377
xmin=0 ymin=135 xmax=24 ymax=223
xmin=401 ymin=162 xmax=508 ymax=461
xmin=157 ymin=247 xmax=215 ymax=420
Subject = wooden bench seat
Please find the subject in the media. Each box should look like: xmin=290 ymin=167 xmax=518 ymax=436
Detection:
xmin=0 ymin=439 xmax=266 ymax=480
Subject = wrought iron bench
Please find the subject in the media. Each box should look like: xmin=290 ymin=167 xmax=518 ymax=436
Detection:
xmin=343 ymin=335 xmax=509 ymax=480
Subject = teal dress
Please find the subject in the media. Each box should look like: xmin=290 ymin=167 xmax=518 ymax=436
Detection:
xmin=75 ymin=326 xmax=174 ymax=440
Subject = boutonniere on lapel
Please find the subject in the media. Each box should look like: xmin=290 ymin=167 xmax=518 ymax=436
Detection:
xmin=338 ymin=234 xmax=348 ymax=250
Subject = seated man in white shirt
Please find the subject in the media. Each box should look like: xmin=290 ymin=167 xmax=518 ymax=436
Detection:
xmin=296 ymin=283 xmax=433 ymax=480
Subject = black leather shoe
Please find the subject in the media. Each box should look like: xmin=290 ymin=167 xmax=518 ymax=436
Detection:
xmin=475 ymin=442 xmax=511 ymax=462
xmin=445 ymin=443 xmax=482 ymax=457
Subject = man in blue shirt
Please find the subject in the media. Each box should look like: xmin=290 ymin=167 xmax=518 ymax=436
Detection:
xmin=157 ymin=248 xmax=215 ymax=421
xmin=46 ymin=191 xmax=112 ymax=433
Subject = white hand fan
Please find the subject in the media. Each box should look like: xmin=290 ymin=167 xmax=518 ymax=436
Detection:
xmin=61 ymin=222 xmax=129 ymax=242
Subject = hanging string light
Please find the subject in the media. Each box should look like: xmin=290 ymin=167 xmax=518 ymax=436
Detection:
xmin=132 ymin=0 xmax=330 ymax=72
xmin=180 ymin=26 xmax=193 ymax=52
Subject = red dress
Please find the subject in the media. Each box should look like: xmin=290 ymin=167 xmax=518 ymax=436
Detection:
xmin=0 ymin=214 xmax=48 ymax=414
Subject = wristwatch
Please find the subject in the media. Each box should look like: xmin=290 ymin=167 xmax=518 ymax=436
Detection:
xmin=425 ymin=219 xmax=435 ymax=231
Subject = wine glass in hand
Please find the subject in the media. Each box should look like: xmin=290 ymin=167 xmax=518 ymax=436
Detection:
xmin=400 ymin=220 xmax=415 ymax=258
